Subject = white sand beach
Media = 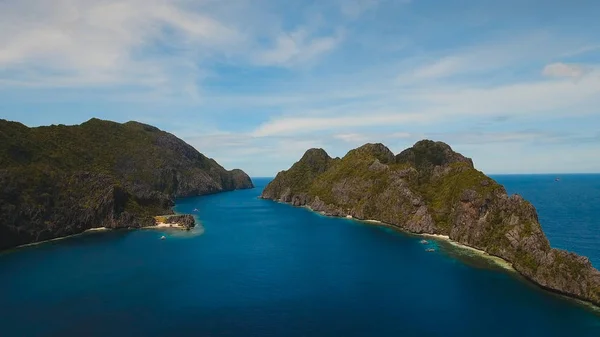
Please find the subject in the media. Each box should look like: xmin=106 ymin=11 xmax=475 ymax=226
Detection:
xmin=145 ymin=222 xmax=185 ymax=230
xmin=85 ymin=227 xmax=109 ymax=232
xmin=15 ymin=227 xmax=111 ymax=249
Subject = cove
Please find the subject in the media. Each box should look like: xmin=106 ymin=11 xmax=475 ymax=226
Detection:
xmin=0 ymin=177 xmax=599 ymax=337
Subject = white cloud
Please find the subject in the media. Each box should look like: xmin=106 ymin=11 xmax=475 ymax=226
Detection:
xmin=339 ymin=0 xmax=380 ymax=18
xmin=542 ymin=63 xmax=591 ymax=79
xmin=252 ymin=113 xmax=429 ymax=137
xmin=400 ymin=32 xmax=589 ymax=83
xmin=2 ymin=0 xmax=600 ymax=176
xmin=415 ymin=74 xmax=600 ymax=116
xmin=251 ymin=73 xmax=600 ymax=137
xmin=0 ymin=0 xmax=346 ymax=92
xmin=0 ymin=0 xmax=244 ymax=91
xmin=253 ymin=28 xmax=343 ymax=67
xmin=410 ymin=57 xmax=464 ymax=80
xmin=560 ymin=44 xmax=600 ymax=58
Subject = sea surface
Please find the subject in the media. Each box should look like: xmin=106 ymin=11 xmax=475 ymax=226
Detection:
xmin=1 ymin=175 xmax=600 ymax=337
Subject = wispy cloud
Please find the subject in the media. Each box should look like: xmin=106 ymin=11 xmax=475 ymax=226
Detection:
xmin=1 ymin=0 xmax=599 ymax=176
xmin=0 ymin=0 xmax=350 ymax=94
xmin=399 ymin=32 xmax=588 ymax=84
xmin=252 ymin=28 xmax=344 ymax=67
xmin=252 ymin=113 xmax=428 ymax=137
xmin=542 ymin=63 xmax=592 ymax=79
xmin=251 ymin=70 xmax=600 ymax=137
xmin=0 ymin=0 xmax=243 ymax=91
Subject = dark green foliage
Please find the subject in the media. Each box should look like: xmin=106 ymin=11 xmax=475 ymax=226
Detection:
xmin=0 ymin=118 xmax=253 ymax=250
xmin=347 ymin=143 xmax=396 ymax=164
xmin=270 ymin=148 xmax=334 ymax=196
xmin=309 ymin=147 xmax=401 ymax=207
xmin=416 ymin=163 xmax=501 ymax=221
xmin=515 ymin=248 xmax=539 ymax=272
xmin=396 ymin=140 xmax=474 ymax=178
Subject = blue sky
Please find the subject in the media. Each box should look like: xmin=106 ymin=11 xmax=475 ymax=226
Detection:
xmin=1 ymin=0 xmax=599 ymax=176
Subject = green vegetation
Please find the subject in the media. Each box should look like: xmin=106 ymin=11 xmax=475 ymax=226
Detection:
xmin=269 ymin=148 xmax=334 ymax=196
xmin=0 ymin=118 xmax=252 ymax=250
xmin=515 ymin=248 xmax=539 ymax=272
xmin=154 ymin=216 xmax=169 ymax=223
xmin=415 ymin=162 xmax=502 ymax=232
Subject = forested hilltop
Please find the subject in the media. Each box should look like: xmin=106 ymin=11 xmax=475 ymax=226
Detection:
xmin=0 ymin=118 xmax=253 ymax=250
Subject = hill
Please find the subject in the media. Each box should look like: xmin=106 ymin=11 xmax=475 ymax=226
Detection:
xmin=0 ymin=118 xmax=253 ymax=250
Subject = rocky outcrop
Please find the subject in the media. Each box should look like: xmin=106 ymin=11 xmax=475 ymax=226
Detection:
xmin=0 ymin=118 xmax=253 ymax=250
xmin=164 ymin=215 xmax=196 ymax=230
xmin=261 ymin=140 xmax=600 ymax=306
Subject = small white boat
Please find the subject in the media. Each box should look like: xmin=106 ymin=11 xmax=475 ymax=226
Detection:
xmin=160 ymin=236 xmax=166 ymax=240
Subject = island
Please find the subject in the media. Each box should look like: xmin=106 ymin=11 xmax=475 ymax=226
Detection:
xmin=261 ymin=140 xmax=600 ymax=306
xmin=0 ymin=118 xmax=253 ymax=250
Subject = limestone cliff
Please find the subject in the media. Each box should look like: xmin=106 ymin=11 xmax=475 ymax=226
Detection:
xmin=261 ymin=140 xmax=600 ymax=306
xmin=0 ymin=118 xmax=253 ymax=250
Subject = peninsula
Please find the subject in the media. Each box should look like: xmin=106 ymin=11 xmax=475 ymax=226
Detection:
xmin=261 ymin=140 xmax=600 ymax=306
xmin=0 ymin=118 xmax=253 ymax=250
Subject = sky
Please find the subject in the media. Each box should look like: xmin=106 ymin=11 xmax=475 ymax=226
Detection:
xmin=1 ymin=0 xmax=599 ymax=177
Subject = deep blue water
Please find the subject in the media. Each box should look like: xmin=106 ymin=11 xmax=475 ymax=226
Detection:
xmin=1 ymin=176 xmax=600 ymax=336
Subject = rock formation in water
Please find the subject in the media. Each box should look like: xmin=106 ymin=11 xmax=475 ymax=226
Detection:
xmin=0 ymin=118 xmax=253 ymax=250
xmin=161 ymin=215 xmax=196 ymax=230
xmin=261 ymin=140 xmax=600 ymax=306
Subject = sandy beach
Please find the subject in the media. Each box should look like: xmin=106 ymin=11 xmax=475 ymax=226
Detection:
xmin=14 ymin=227 xmax=111 ymax=249
xmin=420 ymin=233 xmax=515 ymax=271
xmin=144 ymin=222 xmax=185 ymax=230
xmin=86 ymin=227 xmax=109 ymax=232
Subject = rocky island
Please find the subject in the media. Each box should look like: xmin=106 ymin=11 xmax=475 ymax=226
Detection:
xmin=261 ymin=140 xmax=600 ymax=306
xmin=0 ymin=118 xmax=253 ymax=250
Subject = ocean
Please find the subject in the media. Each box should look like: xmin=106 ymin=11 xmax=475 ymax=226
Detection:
xmin=0 ymin=175 xmax=599 ymax=336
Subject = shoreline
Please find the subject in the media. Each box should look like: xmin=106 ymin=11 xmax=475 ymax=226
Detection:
xmin=143 ymin=222 xmax=186 ymax=230
xmin=13 ymin=227 xmax=111 ymax=250
xmin=308 ymin=210 xmax=516 ymax=270
xmin=420 ymin=233 xmax=516 ymax=271
xmin=11 ymin=222 xmax=188 ymax=251
xmin=287 ymin=200 xmax=600 ymax=311
xmin=359 ymin=219 xmax=515 ymax=271
xmin=9 ymin=214 xmax=194 ymax=251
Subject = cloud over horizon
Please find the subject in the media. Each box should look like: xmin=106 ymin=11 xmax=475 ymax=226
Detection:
xmin=1 ymin=0 xmax=600 ymax=176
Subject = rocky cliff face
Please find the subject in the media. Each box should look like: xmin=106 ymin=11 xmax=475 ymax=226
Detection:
xmin=261 ymin=140 xmax=600 ymax=306
xmin=0 ymin=118 xmax=253 ymax=250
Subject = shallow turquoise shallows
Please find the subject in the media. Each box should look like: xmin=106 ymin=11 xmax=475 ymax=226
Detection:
xmin=1 ymin=176 xmax=599 ymax=337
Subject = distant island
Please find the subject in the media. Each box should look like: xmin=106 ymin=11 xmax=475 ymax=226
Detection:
xmin=261 ymin=140 xmax=600 ymax=306
xmin=0 ymin=118 xmax=253 ymax=250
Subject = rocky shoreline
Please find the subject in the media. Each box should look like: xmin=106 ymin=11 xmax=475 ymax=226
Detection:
xmin=260 ymin=140 xmax=600 ymax=307
xmin=9 ymin=214 xmax=198 ymax=251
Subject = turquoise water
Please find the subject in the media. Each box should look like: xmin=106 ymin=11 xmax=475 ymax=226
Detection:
xmin=1 ymin=176 xmax=600 ymax=336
